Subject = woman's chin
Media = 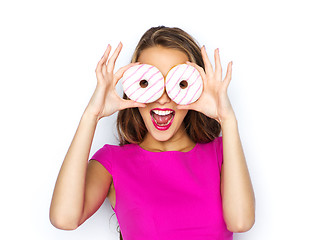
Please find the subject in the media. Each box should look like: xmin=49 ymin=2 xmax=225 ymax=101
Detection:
xmin=150 ymin=131 xmax=174 ymax=142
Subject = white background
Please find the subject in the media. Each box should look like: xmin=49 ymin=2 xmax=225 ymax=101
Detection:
xmin=1 ymin=0 xmax=333 ymax=239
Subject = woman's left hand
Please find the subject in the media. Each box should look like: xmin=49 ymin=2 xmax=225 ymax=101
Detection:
xmin=177 ymin=46 xmax=236 ymax=124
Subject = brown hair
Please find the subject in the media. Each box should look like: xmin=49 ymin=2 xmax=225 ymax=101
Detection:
xmin=116 ymin=26 xmax=221 ymax=146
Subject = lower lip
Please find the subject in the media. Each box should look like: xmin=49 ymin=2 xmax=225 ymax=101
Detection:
xmin=150 ymin=114 xmax=174 ymax=131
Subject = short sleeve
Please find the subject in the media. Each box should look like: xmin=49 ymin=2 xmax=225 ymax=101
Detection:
xmin=89 ymin=144 xmax=113 ymax=175
xmin=215 ymin=136 xmax=223 ymax=172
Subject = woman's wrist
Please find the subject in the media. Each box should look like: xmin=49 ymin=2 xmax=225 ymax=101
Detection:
xmin=218 ymin=114 xmax=237 ymax=128
xmin=82 ymin=109 xmax=100 ymax=125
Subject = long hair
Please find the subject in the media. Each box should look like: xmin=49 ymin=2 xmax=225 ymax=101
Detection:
xmin=116 ymin=26 xmax=221 ymax=146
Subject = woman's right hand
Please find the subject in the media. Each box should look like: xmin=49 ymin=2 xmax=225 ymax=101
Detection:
xmin=84 ymin=43 xmax=146 ymax=120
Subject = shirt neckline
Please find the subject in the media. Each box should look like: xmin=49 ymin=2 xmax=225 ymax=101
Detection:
xmin=135 ymin=142 xmax=198 ymax=154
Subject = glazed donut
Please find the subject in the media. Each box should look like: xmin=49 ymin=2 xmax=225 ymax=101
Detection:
xmin=165 ymin=64 xmax=203 ymax=105
xmin=121 ymin=64 xmax=165 ymax=103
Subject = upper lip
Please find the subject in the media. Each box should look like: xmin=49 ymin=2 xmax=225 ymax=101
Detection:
xmin=151 ymin=108 xmax=174 ymax=111
xmin=150 ymin=108 xmax=175 ymax=116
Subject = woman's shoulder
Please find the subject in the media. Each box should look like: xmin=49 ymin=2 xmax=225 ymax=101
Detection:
xmin=196 ymin=136 xmax=223 ymax=159
xmin=89 ymin=143 xmax=139 ymax=174
xmin=212 ymin=136 xmax=222 ymax=143
xmin=197 ymin=136 xmax=222 ymax=148
xmin=100 ymin=142 xmax=138 ymax=153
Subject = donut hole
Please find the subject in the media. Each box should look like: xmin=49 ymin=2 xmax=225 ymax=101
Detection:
xmin=179 ymin=80 xmax=188 ymax=89
xmin=139 ymin=79 xmax=148 ymax=88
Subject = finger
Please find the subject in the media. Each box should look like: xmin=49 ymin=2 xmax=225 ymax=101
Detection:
xmin=214 ymin=48 xmax=222 ymax=80
xmin=99 ymin=44 xmax=112 ymax=62
xmin=107 ymin=42 xmax=123 ymax=73
xmin=176 ymin=102 xmax=199 ymax=111
xmin=96 ymin=44 xmax=111 ymax=80
xmin=102 ymin=63 xmax=107 ymax=77
xmin=201 ymin=46 xmax=214 ymax=76
xmin=119 ymin=99 xmax=146 ymax=110
xmin=113 ymin=62 xmax=141 ymax=87
xmin=223 ymin=61 xmax=233 ymax=88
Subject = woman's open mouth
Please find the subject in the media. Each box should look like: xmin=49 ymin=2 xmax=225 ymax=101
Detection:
xmin=150 ymin=108 xmax=175 ymax=131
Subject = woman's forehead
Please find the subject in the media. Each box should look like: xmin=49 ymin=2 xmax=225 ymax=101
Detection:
xmin=137 ymin=46 xmax=189 ymax=76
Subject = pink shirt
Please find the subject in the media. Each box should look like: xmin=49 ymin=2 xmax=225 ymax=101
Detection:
xmin=90 ymin=136 xmax=233 ymax=240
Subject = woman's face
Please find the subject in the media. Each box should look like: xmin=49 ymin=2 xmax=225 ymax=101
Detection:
xmin=137 ymin=46 xmax=189 ymax=142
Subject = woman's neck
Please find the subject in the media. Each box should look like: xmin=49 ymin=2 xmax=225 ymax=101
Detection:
xmin=139 ymin=127 xmax=196 ymax=152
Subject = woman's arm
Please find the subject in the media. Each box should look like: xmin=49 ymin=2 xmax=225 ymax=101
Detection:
xmin=49 ymin=112 xmax=111 ymax=230
xmin=178 ymin=46 xmax=255 ymax=232
xmin=49 ymin=43 xmax=145 ymax=230
xmin=50 ymin=113 xmax=111 ymax=230
xmin=220 ymin=117 xmax=255 ymax=232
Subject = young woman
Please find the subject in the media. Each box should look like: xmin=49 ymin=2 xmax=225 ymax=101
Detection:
xmin=50 ymin=26 xmax=255 ymax=240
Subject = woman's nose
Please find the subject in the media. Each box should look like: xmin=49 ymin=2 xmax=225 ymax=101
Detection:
xmin=157 ymin=89 xmax=171 ymax=105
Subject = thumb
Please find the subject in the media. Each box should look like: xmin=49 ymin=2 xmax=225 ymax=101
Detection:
xmin=176 ymin=103 xmax=197 ymax=111
xmin=119 ymin=99 xmax=146 ymax=110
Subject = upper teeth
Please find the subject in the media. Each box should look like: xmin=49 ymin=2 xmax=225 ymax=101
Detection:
xmin=152 ymin=110 xmax=173 ymax=116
